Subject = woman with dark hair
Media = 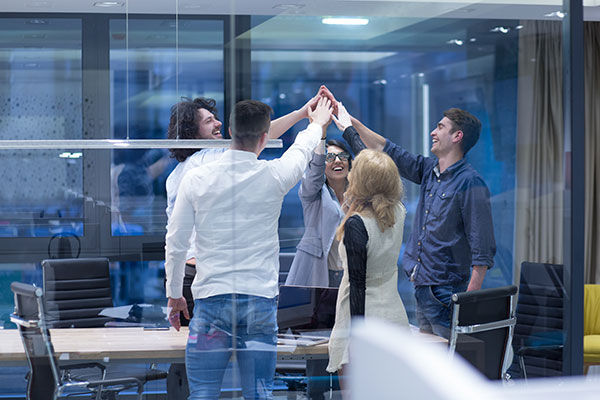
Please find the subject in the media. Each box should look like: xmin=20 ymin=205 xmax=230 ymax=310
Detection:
xmin=285 ymin=131 xmax=353 ymax=288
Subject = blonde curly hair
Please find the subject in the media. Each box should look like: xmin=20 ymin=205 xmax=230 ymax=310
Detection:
xmin=336 ymin=149 xmax=403 ymax=241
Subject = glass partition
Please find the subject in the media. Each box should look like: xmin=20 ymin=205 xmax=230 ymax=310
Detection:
xmin=0 ymin=0 xmax=590 ymax=397
xmin=0 ymin=18 xmax=83 ymax=238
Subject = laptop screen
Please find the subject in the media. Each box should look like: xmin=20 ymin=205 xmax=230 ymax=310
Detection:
xmin=277 ymin=285 xmax=338 ymax=333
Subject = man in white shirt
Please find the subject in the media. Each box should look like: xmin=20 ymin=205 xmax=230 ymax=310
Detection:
xmin=165 ymin=93 xmax=326 ymax=325
xmin=165 ymin=97 xmax=332 ymax=399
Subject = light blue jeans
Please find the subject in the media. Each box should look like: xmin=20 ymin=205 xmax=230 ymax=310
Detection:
xmin=186 ymin=294 xmax=278 ymax=400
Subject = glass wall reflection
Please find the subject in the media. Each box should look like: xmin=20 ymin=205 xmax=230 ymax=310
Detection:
xmin=0 ymin=0 xmax=591 ymax=397
xmin=109 ymin=18 xmax=224 ymax=236
xmin=0 ymin=18 xmax=83 ymax=238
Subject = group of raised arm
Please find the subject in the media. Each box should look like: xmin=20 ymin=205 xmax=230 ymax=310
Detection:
xmin=162 ymin=84 xmax=496 ymax=399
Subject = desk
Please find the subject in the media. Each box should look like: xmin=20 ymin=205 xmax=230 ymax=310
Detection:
xmin=0 ymin=327 xmax=328 ymax=364
xmin=0 ymin=325 xmax=445 ymax=365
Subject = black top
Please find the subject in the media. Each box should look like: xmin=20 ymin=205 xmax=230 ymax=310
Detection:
xmin=343 ymin=214 xmax=369 ymax=317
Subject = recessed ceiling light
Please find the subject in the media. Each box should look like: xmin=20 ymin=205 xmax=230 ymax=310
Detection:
xmin=322 ymin=17 xmax=369 ymax=26
xmin=544 ymin=11 xmax=565 ymax=19
xmin=26 ymin=1 xmax=53 ymax=8
xmin=469 ymin=37 xmax=477 ymax=43
xmin=515 ymin=25 xmax=524 ymax=30
xmin=27 ymin=19 xmax=48 ymax=25
xmin=490 ymin=26 xmax=510 ymax=34
xmin=94 ymin=1 xmax=124 ymax=7
xmin=447 ymin=39 xmax=464 ymax=46
xmin=273 ymin=3 xmax=305 ymax=11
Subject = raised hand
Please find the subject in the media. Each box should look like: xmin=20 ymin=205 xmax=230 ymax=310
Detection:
xmin=299 ymin=92 xmax=322 ymax=119
xmin=318 ymin=85 xmax=338 ymax=114
xmin=332 ymin=101 xmax=352 ymax=131
xmin=308 ymin=97 xmax=333 ymax=127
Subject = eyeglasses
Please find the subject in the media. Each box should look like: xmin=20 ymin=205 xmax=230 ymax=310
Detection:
xmin=326 ymin=152 xmax=350 ymax=162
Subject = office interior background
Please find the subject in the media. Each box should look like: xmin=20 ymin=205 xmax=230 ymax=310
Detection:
xmin=0 ymin=0 xmax=598 ymax=396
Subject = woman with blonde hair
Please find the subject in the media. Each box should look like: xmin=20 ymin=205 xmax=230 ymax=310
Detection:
xmin=326 ymin=148 xmax=409 ymax=378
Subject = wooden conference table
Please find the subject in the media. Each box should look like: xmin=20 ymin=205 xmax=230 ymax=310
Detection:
xmin=0 ymin=325 xmax=446 ymax=365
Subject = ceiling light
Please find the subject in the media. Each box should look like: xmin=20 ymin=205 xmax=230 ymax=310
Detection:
xmin=515 ymin=25 xmax=523 ymax=30
xmin=26 ymin=1 xmax=52 ymax=7
xmin=490 ymin=26 xmax=510 ymax=34
xmin=469 ymin=37 xmax=477 ymax=43
xmin=27 ymin=19 xmax=47 ymax=25
xmin=93 ymin=1 xmax=124 ymax=7
xmin=544 ymin=11 xmax=565 ymax=19
xmin=273 ymin=4 xmax=305 ymax=11
xmin=322 ymin=18 xmax=369 ymax=26
xmin=447 ymin=39 xmax=464 ymax=46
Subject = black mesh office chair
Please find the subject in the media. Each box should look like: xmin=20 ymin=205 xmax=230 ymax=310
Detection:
xmin=41 ymin=258 xmax=167 ymax=392
xmin=449 ymin=285 xmax=518 ymax=380
xmin=10 ymin=282 xmax=145 ymax=400
xmin=510 ymin=262 xmax=564 ymax=379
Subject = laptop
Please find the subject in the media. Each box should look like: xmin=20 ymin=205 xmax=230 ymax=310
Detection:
xmin=277 ymin=285 xmax=338 ymax=346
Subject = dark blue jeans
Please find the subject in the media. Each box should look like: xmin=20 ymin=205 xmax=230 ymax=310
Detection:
xmin=186 ymin=294 xmax=278 ymax=400
xmin=414 ymin=284 xmax=467 ymax=339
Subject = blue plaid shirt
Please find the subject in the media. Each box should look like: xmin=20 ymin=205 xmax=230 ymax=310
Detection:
xmin=383 ymin=139 xmax=496 ymax=287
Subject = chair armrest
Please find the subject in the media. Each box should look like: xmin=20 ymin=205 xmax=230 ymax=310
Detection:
xmin=516 ymin=344 xmax=564 ymax=357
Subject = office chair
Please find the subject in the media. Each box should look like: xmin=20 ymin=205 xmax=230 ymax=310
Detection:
xmin=42 ymin=257 xmax=114 ymax=328
xmin=511 ymin=262 xmax=564 ymax=379
xmin=41 ymin=258 xmax=167 ymax=392
xmin=10 ymin=281 xmax=145 ymax=400
xmin=449 ymin=285 xmax=518 ymax=380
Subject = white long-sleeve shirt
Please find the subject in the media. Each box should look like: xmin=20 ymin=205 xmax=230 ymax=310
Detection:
xmin=165 ymin=123 xmax=321 ymax=300
xmin=165 ymin=148 xmax=226 ymax=261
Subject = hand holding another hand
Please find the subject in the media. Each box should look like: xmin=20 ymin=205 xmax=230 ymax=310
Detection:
xmin=308 ymin=97 xmax=333 ymax=128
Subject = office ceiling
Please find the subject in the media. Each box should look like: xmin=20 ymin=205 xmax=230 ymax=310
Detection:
xmin=0 ymin=0 xmax=599 ymax=21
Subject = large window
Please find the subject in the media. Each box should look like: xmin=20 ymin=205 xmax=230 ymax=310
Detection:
xmin=109 ymin=18 xmax=225 ymax=236
xmin=0 ymin=0 xmax=590 ymax=395
xmin=0 ymin=18 xmax=83 ymax=238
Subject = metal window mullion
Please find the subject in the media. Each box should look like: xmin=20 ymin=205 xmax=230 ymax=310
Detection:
xmin=82 ymin=13 xmax=114 ymax=257
xmin=562 ymin=0 xmax=585 ymax=377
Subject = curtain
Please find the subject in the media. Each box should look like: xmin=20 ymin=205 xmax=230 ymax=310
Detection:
xmin=584 ymin=23 xmax=600 ymax=284
xmin=514 ymin=21 xmax=564 ymax=280
xmin=514 ymin=21 xmax=600 ymax=284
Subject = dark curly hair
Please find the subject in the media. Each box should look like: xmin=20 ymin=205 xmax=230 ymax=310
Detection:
xmin=168 ymin=97 xmax=219 ymax=162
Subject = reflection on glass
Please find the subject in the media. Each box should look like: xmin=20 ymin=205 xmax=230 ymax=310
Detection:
xmin=252 ymin=14 xmax=521 ymax=291
xmin=109 ymin=18 xmax=224 ymax=236
xmin=0 ymin=18 xmax=83 ymax=238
